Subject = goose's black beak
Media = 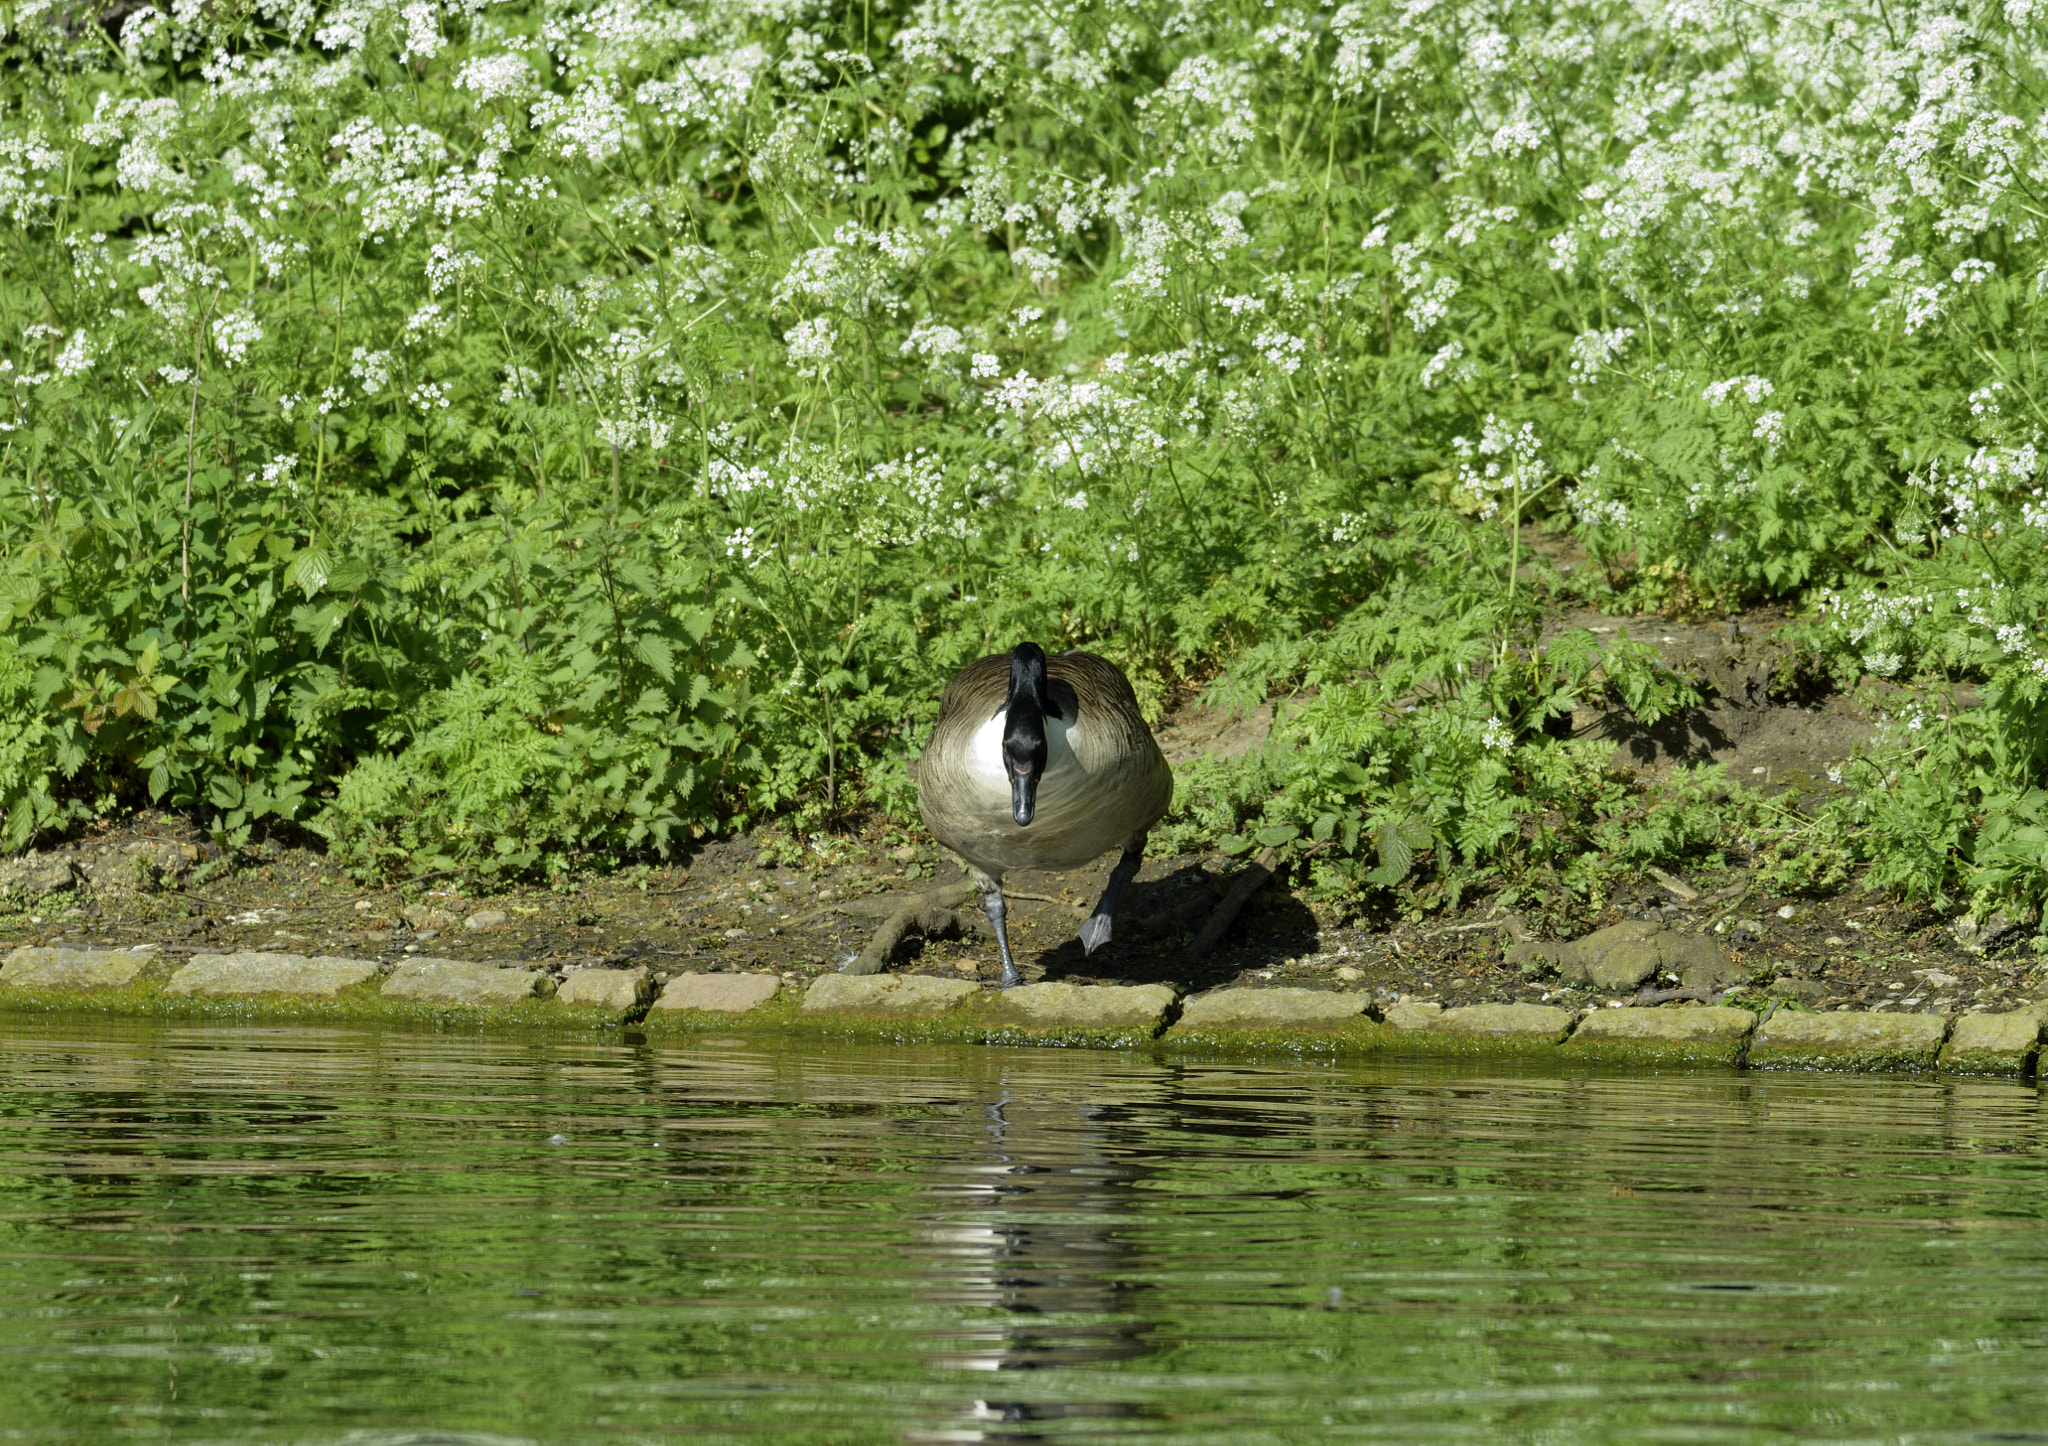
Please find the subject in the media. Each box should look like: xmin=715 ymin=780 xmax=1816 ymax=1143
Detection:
xmin=1009 ymin=766 xmax=1038 ymax=827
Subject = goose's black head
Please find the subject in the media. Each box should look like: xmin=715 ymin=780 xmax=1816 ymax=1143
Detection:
xmin=1002 ymin=643 xmax=1055 ymax=826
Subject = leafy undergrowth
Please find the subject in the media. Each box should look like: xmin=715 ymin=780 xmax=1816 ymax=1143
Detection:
xmin=1 ymin=0 xmax=2045 ymax=928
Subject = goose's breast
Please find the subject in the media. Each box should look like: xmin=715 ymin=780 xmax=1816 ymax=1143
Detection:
xmin=939 ymin=708 xmax=1155 ymax=872
xmin=964 ymin=708 xmax=1083 ymax=797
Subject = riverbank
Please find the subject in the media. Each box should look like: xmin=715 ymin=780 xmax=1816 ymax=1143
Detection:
xmin=4 ymin=941 xmax=2041 ymax=1079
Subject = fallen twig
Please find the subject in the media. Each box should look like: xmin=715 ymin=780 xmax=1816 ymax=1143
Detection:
xmin=1647 ymin=866 xmax=1698 ymax=902
xmin=791 ymin=878 xmax=976 ymax=928
xmin=1631 ymin=984 xmax=1729 ymax=1006
xmin=1006 ymin=890 xmax=1089 ymax=914
xmin=1702 ymin=884 xmax=1754 ymax=933
xmin=1183 ymin=848 xmax=1279 ymax=965
xmin=1419 ymin=908 xmax=1508 ymax=939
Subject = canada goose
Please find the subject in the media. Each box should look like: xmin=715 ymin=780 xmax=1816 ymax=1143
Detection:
xmin=917 ymin=643 xmax=1174 ymax=988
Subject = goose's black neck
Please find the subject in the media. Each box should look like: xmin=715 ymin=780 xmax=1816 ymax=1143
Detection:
xmin=1002 ymin=643 xmax=1052 ymax=827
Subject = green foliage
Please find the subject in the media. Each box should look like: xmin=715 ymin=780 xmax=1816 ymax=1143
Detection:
xmin=0 ymin=0 xmax=2043 ymax=910
xmin=0 ymin=635 xmax=63 ymax=851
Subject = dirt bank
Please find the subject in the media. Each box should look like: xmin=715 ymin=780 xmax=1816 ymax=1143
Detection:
xmin=0 ymin=610 xmax=2035 ymax=1020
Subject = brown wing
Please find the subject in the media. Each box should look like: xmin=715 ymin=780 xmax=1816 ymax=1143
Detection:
xmin=1050 ymin=650 xmax=1174 ymax=837
xmin=1048 ymin=650 xmax=1157 ymax=759
xmin=934 ymin=652 xmax=1010 ymax=732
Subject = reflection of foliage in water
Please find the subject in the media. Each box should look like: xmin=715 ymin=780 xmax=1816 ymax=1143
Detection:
xmin=6 ymin=1032 xmax=2048 ymax=1439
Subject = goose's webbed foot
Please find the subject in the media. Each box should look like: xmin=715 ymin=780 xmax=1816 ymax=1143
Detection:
xmin=1080 ymin=840 xmax=1146 ymax=957
xmin=974 ymin=870 xmax=1022 ymax=989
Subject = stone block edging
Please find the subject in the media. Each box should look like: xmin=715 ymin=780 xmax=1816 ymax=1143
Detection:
xmin=652 ymin=972 xmax=781 ymax=1014
xmin=978 ymin=982 xmax=1177 ymax=1045
xmin=1563 ymin=1005 xmax=1757 ymax=1066
xmin=1939 ymin=1011 xmax=2043 ymax=1076
xmin=166 ymin=952 xmax=381 ymax=999
xmin=3 ymin=950 xmax=2044 ymax=1081
xmin=556 ymin=966 xmax=652 ymax=1011
xmin=1748 ymin=1009 xmax=1949 ymax=1072
xmin=1 ymin=945 xmax=170 ymax=991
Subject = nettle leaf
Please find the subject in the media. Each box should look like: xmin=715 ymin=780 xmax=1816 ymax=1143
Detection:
xmin=616 ymin=560 xmax=660 ymax=597
xmin=632 ymin=632 xmax=675 ymax=681
xmin=286 ymin=548 xmax=332 ymax=597
xmin=1365 ymin=816 xmax=1434 ymax=889
xmin=225 ymin=529 xmax=268 ymax=565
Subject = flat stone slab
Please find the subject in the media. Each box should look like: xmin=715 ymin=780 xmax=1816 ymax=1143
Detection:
xmin=1383 ymin=1001 xmax=1443 ymax=1031
xmin=166 ymin=952 xmax=380 ymax=999
xmin=1938 ymin=1011 xmax=2042 ymax=1075
xmin=1429 ymin=1003 xmax=1575 ymax=1042
xmin=1749 ymin=1010 xmax=1948 ymax=1072
xmin=556 ymin=966 xmax=651 ymax=1010
xmin=1566 ymin=1005 xmax=1757 ymax=1062
xmin=382 ymin=957 xmax=556 ymax=1007
xmin=1 ymin=945 xmax=166 ymax=991
xmin=652 ymin=973 xmax=781 ymax=1014
xmin=979 ymin=982 xmax=1175 ymax=1035
xmin=801 ymin=974 xmax=979 ymax=1018
xmin=1174 ymin=986 xmax=1367 ymax=1032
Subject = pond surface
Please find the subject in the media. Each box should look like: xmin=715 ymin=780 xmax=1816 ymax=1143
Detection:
xmin=2 ymin=1023 xmax=2047 ymax=1444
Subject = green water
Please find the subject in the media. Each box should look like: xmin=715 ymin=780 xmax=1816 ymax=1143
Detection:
xmin=3 ymin=1024 xmax=2047 ymax=1443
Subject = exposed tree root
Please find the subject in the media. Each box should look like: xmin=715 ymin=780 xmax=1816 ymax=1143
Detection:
xmin=844 ymin=903 xmax=978 ymax=975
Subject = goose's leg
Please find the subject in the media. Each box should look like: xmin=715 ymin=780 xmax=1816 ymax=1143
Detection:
xmin=1078 ymin=833 xmax=1147 ymax=956
xmin=974 ymin=868 xmax=1023 ymax=989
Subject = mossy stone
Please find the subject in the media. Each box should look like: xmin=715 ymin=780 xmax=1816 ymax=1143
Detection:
xmin=1565 ymin=1005 xmax=1757 ymax=1065
xmin=1749 ymin=1010 xmax=1947 ymax=1072
xmin=800 ymin=973 xmax=980 ymax=1019
xmin=165 ymin=952 xmax=381 ymax=999
xmin=1937 ymin=1011 xmax=2041 ymax=1076
xmin=2 ymin=946 xmax=170 ymax=991
xmin=1171 ymin=986 xmax=1368 ymax=1033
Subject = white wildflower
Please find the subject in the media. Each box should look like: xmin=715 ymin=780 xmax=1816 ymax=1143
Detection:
xmin=1569 ymin=328 xmax=1634 ymax=383
xmin=455 ymin=53 xmax=533 ymax=106
xmin=54 ymin=331 xmax=92 ymax=378
xmin=784 ymin=317 xmax=836 ymax=379
xmin=256 ymin=453 xmax=299 ymax=494
xmin=350 ymin=347 xmax=393 ymax=395
xmin=211 ymin=309 xmax=262 ymax=367
xmin=1451 ymin=416 xmax=1546 ymax=520
xmin=1421 ymin=341 xmax=1467 ymax=390
xmin=1702 ymin=376 xmax=1774 ymax=407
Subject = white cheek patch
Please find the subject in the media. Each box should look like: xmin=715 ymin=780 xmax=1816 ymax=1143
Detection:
xmin=968 ymin=711 xmax=1009 ymax=785
xmin=1044 ymin=713 xmax=1078 ymax=774
xmin=967 ymin=709 xmax=1079 ymax=787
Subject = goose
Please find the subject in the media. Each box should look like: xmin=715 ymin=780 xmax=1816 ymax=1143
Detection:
xmin=917 ymin=643 xmax=1174 ymax=988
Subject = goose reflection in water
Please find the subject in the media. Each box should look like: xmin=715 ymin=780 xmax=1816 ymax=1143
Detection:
xmin=906 ymin=1089 xmax=1155 ymax=1442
